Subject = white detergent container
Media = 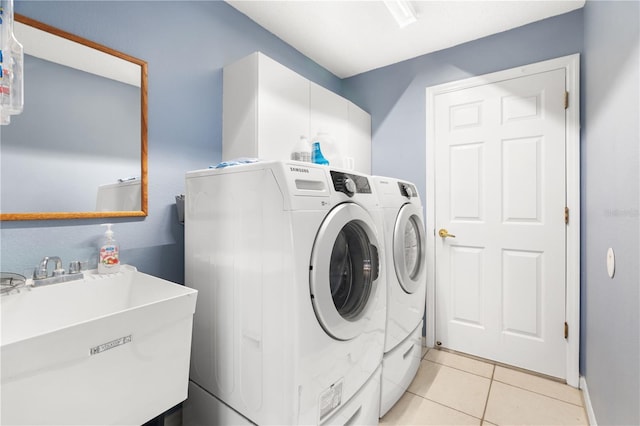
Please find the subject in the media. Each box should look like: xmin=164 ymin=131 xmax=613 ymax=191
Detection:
xmin=290 ymin=135 xmax=312 ymax=162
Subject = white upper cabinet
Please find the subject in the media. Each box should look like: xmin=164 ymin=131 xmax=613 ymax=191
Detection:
xmin=346 ymin=102 xmax=372 ymax=175
xmin=223 ymin=52 xmax=371 ymax=174
xmin=309 ymin=81 xmax=348 ymax=168
xmin=223 ymin=52 xmax=309 ymax=162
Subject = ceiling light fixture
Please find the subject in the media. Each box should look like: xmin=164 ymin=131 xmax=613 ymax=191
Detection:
xmin=383 ymin=0 xmax=418 ymax=29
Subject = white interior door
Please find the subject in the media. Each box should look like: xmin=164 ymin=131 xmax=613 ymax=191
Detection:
xmin=433 ymin=68 xmax=568 ymax=379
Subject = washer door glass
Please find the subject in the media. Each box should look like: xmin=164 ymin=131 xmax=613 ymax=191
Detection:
xmin=330 ymin=222 xmax=375 ymax=320
xmin=310 ymin=203 xmax=381 ymax=341
xmin=393 ymin=203 xmax=426 ymax=294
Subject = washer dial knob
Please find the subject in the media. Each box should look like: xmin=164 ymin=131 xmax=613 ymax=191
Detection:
xmin=335 ymin=175 xmax=356 ymax=197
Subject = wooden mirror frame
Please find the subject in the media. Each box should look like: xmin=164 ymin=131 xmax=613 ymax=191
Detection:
xmin=1 ymin=14 xmax=148 ymax=221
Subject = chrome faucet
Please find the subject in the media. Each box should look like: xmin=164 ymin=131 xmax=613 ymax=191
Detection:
xmin=33 ymin=256 xmax=84 ymax=286
xmin=34 ymin=256 xmax=65 ymax=279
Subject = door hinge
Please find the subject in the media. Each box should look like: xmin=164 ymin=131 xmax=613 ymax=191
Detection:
xmin=564 ymin=207 xmax=569 ymax=225
xmin=564 ymin=91 xmax=569 ymax=109
xmin=564 ymin=322 xmax=569 ymax=339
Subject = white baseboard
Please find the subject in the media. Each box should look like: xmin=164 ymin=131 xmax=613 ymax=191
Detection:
xmin=580 ymin=376 xmax=597 ymax=426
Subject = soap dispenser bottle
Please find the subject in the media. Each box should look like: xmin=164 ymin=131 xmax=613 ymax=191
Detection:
xmin=0 ymin=0 xmax=25 ymax=125
xmin=98 ymin=223 xmax=120 ymax=274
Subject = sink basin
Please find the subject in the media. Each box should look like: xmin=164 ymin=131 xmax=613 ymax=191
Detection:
xmin=1 ymin=265 xmax=198 ymax=425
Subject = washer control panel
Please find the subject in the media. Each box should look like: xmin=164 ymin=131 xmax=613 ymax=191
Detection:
xmin=330 ymin=171 xmax=372 ymax=197
xmin=398 ymin=182 xmax=418 ymax=198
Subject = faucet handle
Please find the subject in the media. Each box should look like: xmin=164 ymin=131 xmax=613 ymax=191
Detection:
xmin=34 ymin=256 xmax=65 ymax=279
xmin=33 ymin=267 xmax=47 ymax=280
xmin=34 ymin=256 xmax=50 ymax=280
xmin=68 ymin=261 xmax=83 ymax=274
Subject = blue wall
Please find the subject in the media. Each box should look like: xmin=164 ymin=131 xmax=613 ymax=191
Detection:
xmin=342 ymin=10 xmax=584 ymax=204
xmin=2 ymin=1 xmax=341 ymax=283
xmin=582 ymin=1 xmax=639 ymax=424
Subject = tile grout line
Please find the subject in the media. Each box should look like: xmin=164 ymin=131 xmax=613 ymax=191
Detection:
xmin=405 ymin=389 xmax=483 ymax=423
xmin=480 ymin=364 xmax=496 ymax=425
xmin=424 ymin=350 xmax=588 ymax=424
xmin=409 ymin=352 xmax=492 ymax=423
xmin=491 ymin=378 xmax=586 ymax=408
xmin=424 ymin=357 xmax=494 ymax=380
xmin=422 ymin=347 xmax=430 ymax=360
xmin=430 ymin=350 xmax=584 ymax=408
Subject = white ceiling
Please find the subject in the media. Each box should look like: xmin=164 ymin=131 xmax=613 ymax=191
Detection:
xmin=226 ymin=0 xmax=585 ymax=78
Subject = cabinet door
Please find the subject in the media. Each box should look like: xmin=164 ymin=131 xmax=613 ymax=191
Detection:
xmin=223 ymin=52 xmax=371 ymax=170
xmin=309 ymin=82 xmax=348 ymax=168
xmin=223 ymin=54 xmax=259 ymax=161
xmin=347 ymin=102 xmax=372 ymax=174
xmin=257 ymin=55 xmax=309 ymax=162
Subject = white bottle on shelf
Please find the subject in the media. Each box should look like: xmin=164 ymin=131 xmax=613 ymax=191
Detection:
xmin=290 ymin=135 xmax=311 ymax=162
xmin=0 ymin=0 xmax=24 ymax=125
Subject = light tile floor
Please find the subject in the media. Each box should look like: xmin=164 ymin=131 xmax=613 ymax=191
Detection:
xmin=380 ymin=348 xmax=588 ymax=426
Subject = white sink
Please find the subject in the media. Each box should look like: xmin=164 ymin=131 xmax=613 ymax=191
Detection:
xmin=1 ymin=265 xmax=198 ymax=426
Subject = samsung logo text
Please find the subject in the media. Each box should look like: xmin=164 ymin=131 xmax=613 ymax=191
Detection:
xmin=289 ymin=167 xmax=310 ymax=173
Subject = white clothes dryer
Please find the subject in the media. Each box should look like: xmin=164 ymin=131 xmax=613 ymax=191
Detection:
xmin=372 ymin=176 xmax=427 ymax=417
xmin=184 ymin=161 xmax=386 ymax=425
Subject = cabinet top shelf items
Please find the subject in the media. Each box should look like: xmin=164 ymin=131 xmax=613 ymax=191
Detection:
xmin=223 ymin=52 xmax=371 ymax=174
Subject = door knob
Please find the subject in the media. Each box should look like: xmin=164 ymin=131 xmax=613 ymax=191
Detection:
xmin=438 ymin=228 xmax=456 ymax=238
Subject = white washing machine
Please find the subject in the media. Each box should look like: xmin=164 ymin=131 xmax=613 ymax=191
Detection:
xmin=372 ymin=176 xmax=427 ymax=417
xmin=183 ymin=161 xmax=386 ymax=425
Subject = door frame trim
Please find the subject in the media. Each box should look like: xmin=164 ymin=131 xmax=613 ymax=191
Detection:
xmin=424 ymin=54 xmax=580 ymax=387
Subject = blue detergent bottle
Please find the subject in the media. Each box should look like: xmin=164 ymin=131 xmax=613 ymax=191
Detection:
xmin=311 ymin=142 xmax=329 ymax=165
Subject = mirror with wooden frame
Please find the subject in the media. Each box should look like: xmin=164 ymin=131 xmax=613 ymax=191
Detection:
xmin=0 ymin=14 xmax=147 ymax=221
